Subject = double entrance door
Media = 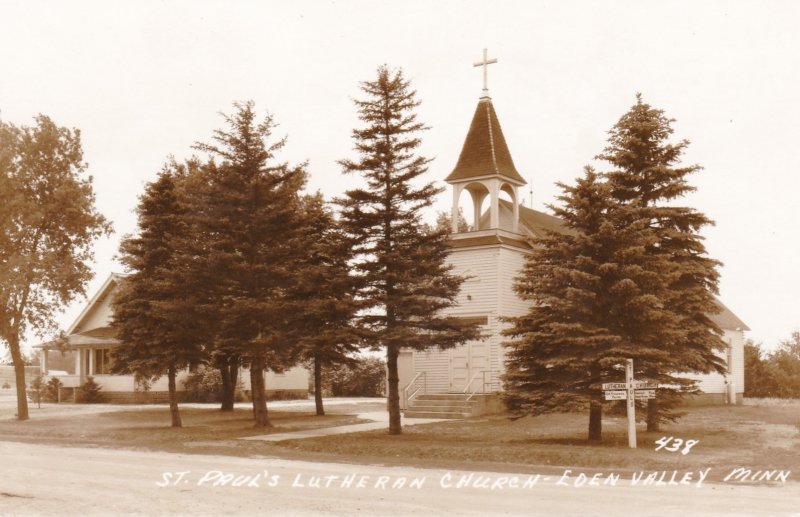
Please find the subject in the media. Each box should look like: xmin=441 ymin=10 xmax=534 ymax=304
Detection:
xmin=449 ymin=339 xmax=490 ymax=393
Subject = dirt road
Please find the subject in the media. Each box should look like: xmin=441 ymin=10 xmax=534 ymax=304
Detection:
xmin=0 ymin=441 xmax=796 ymax=517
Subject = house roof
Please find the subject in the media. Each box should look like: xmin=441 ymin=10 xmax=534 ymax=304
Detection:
xmin=34 ymin=327 xmax=120 ymax=349
xmin=77 ymin=327 xmax=119 ymax=339
xmin=66 ymin=273 xmax=126 ymax=335
xmin=445 ymin=97 xmax=526 ymax=186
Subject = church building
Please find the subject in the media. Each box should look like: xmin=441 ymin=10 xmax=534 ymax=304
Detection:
xmin=399 ymin=52 xmax=748 ymax=417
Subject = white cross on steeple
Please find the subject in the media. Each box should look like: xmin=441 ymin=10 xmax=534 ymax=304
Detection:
xmin=473 ymin=48 xmax=498 ymax=98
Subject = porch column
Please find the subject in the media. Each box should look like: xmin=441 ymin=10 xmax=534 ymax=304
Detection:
xmin=40 ymin=349 xmax=48 ymax=375
xmin=88 ymin=348 xmax=95 ymax=376
xmin=76 ymin=349 xmax=83 ymax=382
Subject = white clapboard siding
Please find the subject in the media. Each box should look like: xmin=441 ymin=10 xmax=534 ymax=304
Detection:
xmin=410 ymin=243 xmax=533 ymax=394
xmin=683 ymin=329 xmax=746 ymax=395
xmin=407 ymin=233 xmax=747 ymax=401
xmin=494 ymin=246 xmax=531 ymax=387
xmin=411 ymin=244 xmax=501 ymax=393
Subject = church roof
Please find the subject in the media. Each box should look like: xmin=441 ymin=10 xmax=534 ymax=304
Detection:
xmin=445 ymin=97 xmax=526 ymax=186
xmin=477 ymin=199 xmax=570 ymax=238
xmin=515 ymin=201 xmax=571 ymax=238
xmin=711 ymin=300 xmax=751 ymax=331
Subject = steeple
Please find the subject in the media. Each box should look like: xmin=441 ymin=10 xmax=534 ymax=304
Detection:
xmin=447 ymin=49 xmax=526 ymax=234
xmin=445 ymin=97 xmax=526 ymax=186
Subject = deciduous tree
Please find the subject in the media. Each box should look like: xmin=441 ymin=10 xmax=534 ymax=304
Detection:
xmin=0 ymin=115 xmax=111 ymax=420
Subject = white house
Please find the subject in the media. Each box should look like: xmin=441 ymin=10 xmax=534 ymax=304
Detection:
xmin=36 ymin=273 xmax=309 ymax=402
xmin=400 ymin=88 xmax=748 ymax=415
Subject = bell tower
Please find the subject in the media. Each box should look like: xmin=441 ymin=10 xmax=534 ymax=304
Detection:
xmin=446 ymin=49 xmax=526 ymax=234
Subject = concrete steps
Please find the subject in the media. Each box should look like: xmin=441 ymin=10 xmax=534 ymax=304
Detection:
xmin=405 ymin=393 xmax=476 ymax=419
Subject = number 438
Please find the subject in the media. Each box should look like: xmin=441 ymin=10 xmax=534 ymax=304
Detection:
xmin=654 ymin=436 xmax=698 ymax=455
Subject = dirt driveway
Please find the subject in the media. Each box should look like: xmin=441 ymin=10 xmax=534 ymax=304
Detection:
xmin=1 ymin=440 xmax=797 ymax=517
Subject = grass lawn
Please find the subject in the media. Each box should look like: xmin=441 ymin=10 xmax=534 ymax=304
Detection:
xmin=0 ymin=404 xmax=367 ymax=457
xmin=0 ymin=400 xmax=797 ymax=480
xmin=278 ymin=405 xmax=800 ymax=480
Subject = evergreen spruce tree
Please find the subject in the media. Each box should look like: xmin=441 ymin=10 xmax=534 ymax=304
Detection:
xmin=112 ymin=163 xmax=207 ymax=427
xmin=598 ymin=95 xmax=726 ymax=430
xmin=503 ymin=167 xmax=668 ymax=441
xmin=193 ymin=101 xmax=307 ymax=428
xmin=338 ymin=66 xmax=481 ymax=435
xmin=294 ymin=193 xmax=363 ymax=416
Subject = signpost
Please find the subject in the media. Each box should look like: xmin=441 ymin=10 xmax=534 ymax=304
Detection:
xmin=601 ymin=359 xmax=658 ymax=449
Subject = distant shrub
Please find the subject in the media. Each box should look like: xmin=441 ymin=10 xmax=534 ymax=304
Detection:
xmin=77 ymin=376 xmax=104 ymax=403
xmin=2 ymin=381 xmax=11 ymax=389
xmin=27 ymin=373 xmax=45 ymax=407
xmin=183 ymin=366 xmax=245 ymax=403
xmin=324 ymin=356 xmax=386 ymax=397
xmin=45 ymin=377 xmax=63 ymax=402
xmin=745 ymin=334 xmax=800 ymax=398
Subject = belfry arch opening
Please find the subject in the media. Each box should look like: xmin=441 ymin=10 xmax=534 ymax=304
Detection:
xmin=453 ymin=179 xmax=520 ymax=233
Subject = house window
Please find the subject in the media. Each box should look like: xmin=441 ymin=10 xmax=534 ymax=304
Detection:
xmin=94 ymin=348 xmax=114 ymax=375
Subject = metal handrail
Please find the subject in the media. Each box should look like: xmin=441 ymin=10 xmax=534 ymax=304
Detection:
xmin=463 ymin=370 xmax=492 ymax=401
xmin=402 ymin=371 xmax=426 ymax=408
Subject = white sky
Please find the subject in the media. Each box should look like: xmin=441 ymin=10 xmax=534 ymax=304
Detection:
xmin=2 ymin=0 xmax=798 ymax=352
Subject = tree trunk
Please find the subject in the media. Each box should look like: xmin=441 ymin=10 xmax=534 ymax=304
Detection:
xmin=386 ymin=344 xmax=401 ymax=435
xmin=218 ymin=356 xmax=238 ymax=411
xmin=249 ymin=357 xmax=271 ymax=428
xmin=647 ymin=399 xmax=659 ymax=432
xmin=588 ymin=400 xmax=602 ymax=441
xmin=167 ymin=365 xmax=182 ymax=428
xmin=8 ymin=333 xmax=29 ymax=421
xmin=314 ymin=354 xmax=324 ymax=416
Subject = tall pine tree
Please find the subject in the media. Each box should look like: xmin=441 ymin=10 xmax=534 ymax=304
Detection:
xmin=338 ymin=66 xmax=481 ymax=435
xmin=505 ymin=95 xmax=725 ymax=440
xmin=503 ymin=167 xmax=668 ymax=441
xmin=193 ymin=101 xmax=308 ymax=428
xmin=112 ymin=162 xmax=207 ymax=427
xmin=195 ymin=102 xmax=306 ymax=427
xmin=598 ymin=95 xmax=726 ymax=430
xmin=294 ymin=193 xmax=363 ymax=416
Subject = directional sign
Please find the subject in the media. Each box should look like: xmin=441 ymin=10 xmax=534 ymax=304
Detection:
xmin=633 ymin=382 xmax=659 ymax=390
xmin=602 ymin=383 xmax=628 ymax=390
xmin=604 ymin=390 xmax=627 ymax=400
xmin=602 ymin=381 xmax=659 ymax=390
xmin=634 ymin=389 xmax=656 ymax=400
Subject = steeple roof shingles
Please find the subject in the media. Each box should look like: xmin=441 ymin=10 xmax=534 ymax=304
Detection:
xmin=445 ymin=97 xmax=526 ymax=185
